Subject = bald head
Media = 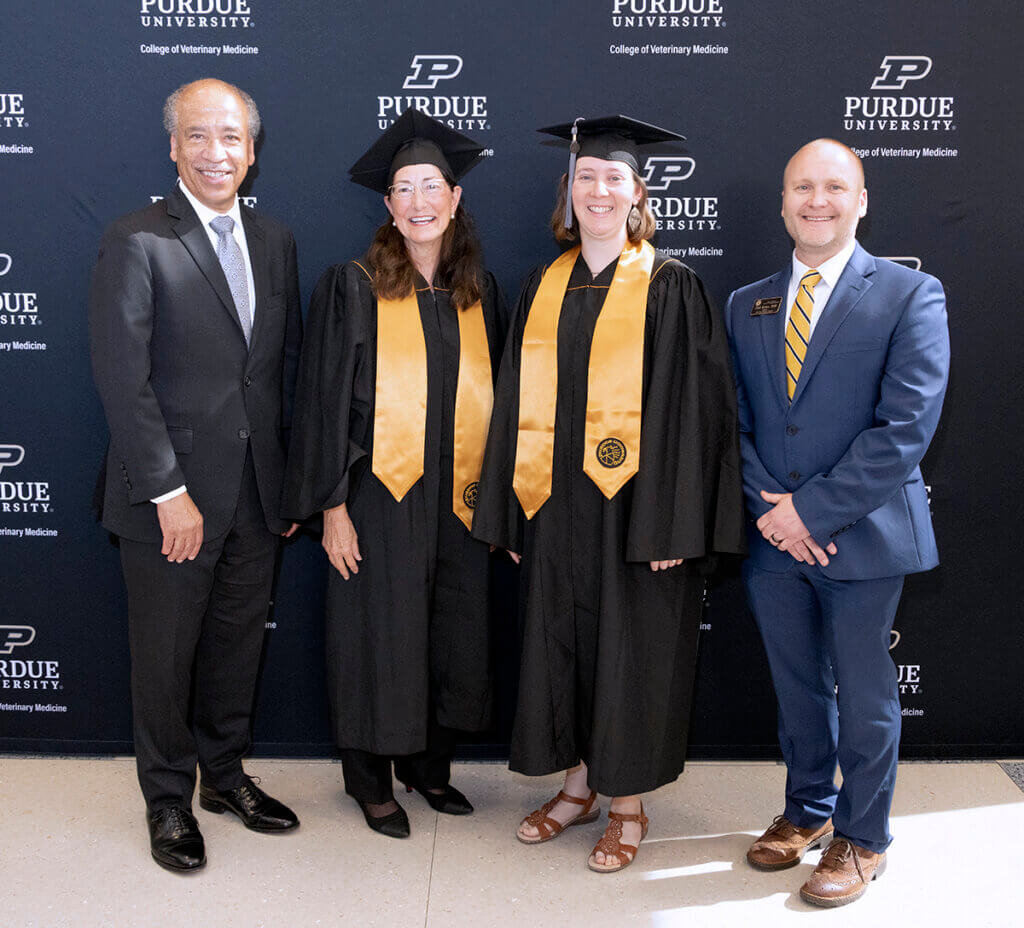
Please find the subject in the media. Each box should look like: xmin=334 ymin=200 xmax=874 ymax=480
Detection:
xmin=783 ymin=138 xmax=864 ymax=191
xmin=167 ymin=78 xmax=257 ymax=213
xmin=780 ymin=138 xmax=868 ymax=265
xmin=163 ymin=78 xmax=261 ymax=139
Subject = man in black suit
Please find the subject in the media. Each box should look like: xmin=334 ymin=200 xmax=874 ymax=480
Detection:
xmin=90 ymin=78 xmax=302 ymax=871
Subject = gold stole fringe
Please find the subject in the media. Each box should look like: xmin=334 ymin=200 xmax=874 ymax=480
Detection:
xmin=373 ymin=289 xmax=492 ymax=531
xmin=513 ymin=241 xmax=654 ymax=518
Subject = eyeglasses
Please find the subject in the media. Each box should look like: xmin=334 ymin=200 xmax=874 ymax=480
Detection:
xmin=388 ymin=178 xmax=449 ymax=200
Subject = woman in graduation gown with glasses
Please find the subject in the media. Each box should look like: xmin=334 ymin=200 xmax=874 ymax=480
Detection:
xmin=473 ymin=116 xmax=745 ymax=871
xmin=283 ymin=110 xmax=507 ymax=838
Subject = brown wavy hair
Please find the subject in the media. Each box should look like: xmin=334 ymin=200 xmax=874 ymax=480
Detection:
xmin=549 ymin=170 xmax=657 ymax=245
xmin=367 ymin=175 xmax=483 ymax=311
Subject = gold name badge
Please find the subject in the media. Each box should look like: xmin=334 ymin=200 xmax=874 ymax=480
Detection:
xmin=751 ymin=297 xmax=782 ymax=316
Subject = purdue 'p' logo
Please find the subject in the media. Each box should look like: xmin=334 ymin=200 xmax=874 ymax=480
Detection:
xmin=871 ymin=56 xmax=933 ymax=91
xmin=0 ymin=626 xmax=35 ymax=655
xmin=403 ymin=55 xmax=464 ymax=90
xmin=596 ymin=438 xmax=626 ymax=469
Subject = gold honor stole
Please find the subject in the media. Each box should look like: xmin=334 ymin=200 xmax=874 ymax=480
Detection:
xmin=513 ymin=240 xmax=655 ymax=519
xmin=372 ymin=290 xmax=493 ymax=531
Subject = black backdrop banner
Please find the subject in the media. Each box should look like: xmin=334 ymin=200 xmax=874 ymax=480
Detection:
xmin=2 ymin=1 xmax=1021 ymax=759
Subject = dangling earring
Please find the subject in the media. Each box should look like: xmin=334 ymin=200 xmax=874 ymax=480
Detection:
xmin=627 ymin=205 xmax=641 ymax=235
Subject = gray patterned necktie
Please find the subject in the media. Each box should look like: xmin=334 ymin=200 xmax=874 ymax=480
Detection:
xmin=209 ymin=215 xmax=252 ymax=345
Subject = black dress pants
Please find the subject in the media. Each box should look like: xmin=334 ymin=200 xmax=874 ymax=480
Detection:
xmin=118 ymin=451 xmax=278 ymax=811
xmin=340 ymin=720 xmax=457 ymax=804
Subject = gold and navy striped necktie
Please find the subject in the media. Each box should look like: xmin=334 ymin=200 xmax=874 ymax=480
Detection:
xmin=784 ymin=269 xmax=822 ymax=401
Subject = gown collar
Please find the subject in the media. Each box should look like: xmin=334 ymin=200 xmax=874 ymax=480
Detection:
xmin=569 ymin=251 xmax=618 ymax=287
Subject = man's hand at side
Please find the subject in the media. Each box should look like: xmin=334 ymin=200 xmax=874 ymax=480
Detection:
xmin=156 ymin=492 xmax=204 ymax=562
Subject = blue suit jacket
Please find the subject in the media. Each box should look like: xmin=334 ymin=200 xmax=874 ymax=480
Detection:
xmin=724 ymin=243 xmax=950 ymax=580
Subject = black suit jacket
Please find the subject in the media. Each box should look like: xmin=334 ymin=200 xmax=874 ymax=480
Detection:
xmin=89 ymin=185 xmax=302 ymax=542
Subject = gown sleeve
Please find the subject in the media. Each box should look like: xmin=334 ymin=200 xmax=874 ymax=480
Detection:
xmin=281 ymin=261 xmax=371 ymax=522
xmin=481 ymin=269 xmax=510 ymax=378
xmin=625 ymin=258 xmax=747 ymax=566
xmin=471 ymin=264 xmax=545 ymax=553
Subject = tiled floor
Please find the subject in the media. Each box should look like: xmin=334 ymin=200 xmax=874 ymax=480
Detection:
xmin=1 ymin=757 xmax=1020 ymax=927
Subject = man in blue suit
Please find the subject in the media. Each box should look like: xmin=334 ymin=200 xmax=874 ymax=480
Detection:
xmin=724 ymin=139 xmax=949 ymax=907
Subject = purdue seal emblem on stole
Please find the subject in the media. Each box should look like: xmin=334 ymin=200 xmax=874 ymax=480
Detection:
xmin=596 ymin=438 xmax=627 ymax=469
xmin=462 ymin=481 xmax=479 ymax=509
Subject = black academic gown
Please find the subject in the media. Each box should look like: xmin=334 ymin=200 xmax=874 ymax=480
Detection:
xmin=472 ymin=250 xmax=745 ymax=796
xmin=283 ymin=259 xmax=507 ymax=755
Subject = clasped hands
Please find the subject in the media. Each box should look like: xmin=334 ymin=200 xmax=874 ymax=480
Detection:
xmin=756 ymin=490 xmax=837 ymax=567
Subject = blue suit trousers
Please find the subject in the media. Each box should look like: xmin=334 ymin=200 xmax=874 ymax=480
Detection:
xmin=743 ymin=562 xmax=904 ymax=853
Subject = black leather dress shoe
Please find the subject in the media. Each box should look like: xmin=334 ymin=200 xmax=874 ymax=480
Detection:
xmin=402 ymin=782 xmax=474 ymax=815
xmin=356 ymin=798 xmax=411 ymax=839
xmin=147 ymin=806 xmax=206 ymax=872
xmin=198 ymin=777 xmax=299 ymax=832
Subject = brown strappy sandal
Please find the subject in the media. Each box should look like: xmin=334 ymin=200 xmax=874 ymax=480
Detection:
xmin=587 ymin=804 xmax=649 ymax=872
xmin=516 ymin=789 xmax=600 ymax=845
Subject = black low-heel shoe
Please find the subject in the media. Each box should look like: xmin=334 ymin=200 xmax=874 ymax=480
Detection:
xmin=199 ymin=777 xmax=299 ymax=832
xmin=147 ymin=806 xmax=206 ymax=872
xmin=403 ymin=782 xmax=474 ymax=815
xmin=356 ymin=799 xmax=410 ymax=838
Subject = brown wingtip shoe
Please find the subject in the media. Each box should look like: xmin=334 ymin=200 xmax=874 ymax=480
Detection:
xmin=800 ymin=837 xmax=886 ymax=907
xmin=746 ymin=814 xmax=834 ymax=871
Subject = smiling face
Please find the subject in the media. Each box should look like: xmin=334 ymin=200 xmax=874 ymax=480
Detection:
xmin=384 ymin=163 xmax=462 ymax=250
xmin=570 ymin=156 xmax=640 ymax=245
xmin=781 ymin=140 xmax=867 ymax=266
xmin=169 ymin=80 xmax=255 ymax=213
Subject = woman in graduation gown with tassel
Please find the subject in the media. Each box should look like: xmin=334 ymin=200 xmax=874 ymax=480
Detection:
xmin=473 ymin=115 xmax=746 ymax=871
xmin=283 ymin=110 xmax=506 ymax=838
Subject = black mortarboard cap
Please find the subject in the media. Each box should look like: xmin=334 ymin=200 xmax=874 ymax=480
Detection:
xmin=349 ymin=108 xmax=485 ymax=195
xmin=538 ymin=115 xmax=687 ymax=227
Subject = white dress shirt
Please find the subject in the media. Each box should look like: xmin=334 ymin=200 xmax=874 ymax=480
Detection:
xmin=151 ymin=181 xmax=257 ymax=505
xmin=784 ymin=239 xmax=857 ymax=340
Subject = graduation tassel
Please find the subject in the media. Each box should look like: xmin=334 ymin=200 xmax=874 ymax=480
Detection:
xmin=564 ymin=117 xmax=583 ymax=229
